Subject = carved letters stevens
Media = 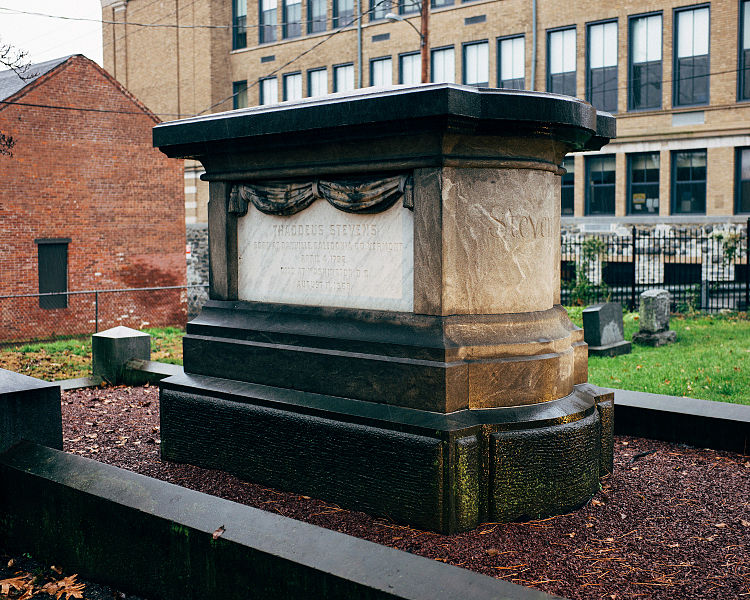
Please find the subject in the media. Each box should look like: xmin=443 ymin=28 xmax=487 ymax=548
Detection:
xmin=228 ymin=174 xmax=414 ymax=217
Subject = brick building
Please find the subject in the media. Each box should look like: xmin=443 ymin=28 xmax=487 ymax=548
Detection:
xmin=101 ymin=0 xmax=750 ymax=229
xmin=0 ymin=54 xmax=186 ymax=342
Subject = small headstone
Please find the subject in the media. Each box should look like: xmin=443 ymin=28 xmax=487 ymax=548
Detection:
xmin=632 ymin=289 xmax=677 ymax=346
xmin=0 ymin=369 xmax=62 ymax=453
xmin=92 ymin=326 xmax=151 ymax=384
xmin=582 ymin=302 xmax=632 ymax=357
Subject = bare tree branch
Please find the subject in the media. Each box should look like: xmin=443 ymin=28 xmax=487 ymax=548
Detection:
xmin=0 ymin=38 xmax=35 ymax=157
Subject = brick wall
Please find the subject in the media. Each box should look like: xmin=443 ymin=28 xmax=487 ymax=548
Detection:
xmin=0 ymin=55 xmax=186 ymax=342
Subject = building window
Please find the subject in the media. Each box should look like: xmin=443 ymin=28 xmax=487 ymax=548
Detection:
xmin=260 ymin=77 xmax=278 ymax=105
xmin=463 ymin=41 xmax=489 ymax=86
xmin=585 ymin=155 xmax=616 ymax=215
xmin=36 ymin=239 xmax=69 ymax=310
xmin=283 ymin=0 xmax=302 ymax=38
xmin=587 ymin=21 xmax=617 ymax=112
xmin=334 ymin=63 xmax=355 ymax=92
xmin=431 ymin=46 xmax=455 ymax=83
xmin=561 ymin=157 xmax=575 ymax=216
xmin=370 ymin=0 xmax=391 ymax=21
xmin=399 ymin=52 xmax=420 ymax=84
xmin=432 ymin=0 xmax=453 ymax=7
xmin=283 ymin=73 xmax=302 ymax=100
xmin=737 ymin=148 xmax=750 ymax=213
xmin=308 ymin=68 xmax=327 ymax=96
xmin=233 ymin=80 xmax=248 ymax=109
xmin=627 ymin=152 xmax=660 ymax=214
xmin=399 ymin=0 xmax=419 ymax=14
xmin=260 ymin=0 xmax=277 ymax=43
xmin=547 ymin=27 xmax=576 ymax=97
xmin=283 ymin=72 xmax=303 ymax=101
xmin=333 ymin=0 xmax=354 ymax=27
xmin=498 ymin=35 xmax=524 ymax=90
xmin=671 ymin=150 xmax=706 ymax=214
xmin=629 ymin=13 xmax=662 ymax=110
xmin=740 ymin=2 xmax=750 ymax=100
xmin=674 ymin=5 xmax=709 ymax=107
xmin=233 ymin=0 xmax=247 ymax=49
xmin=308 ymin=0 xmax=326 ymax=33
xmin=370 ymin=57 xmax=393 ymax=87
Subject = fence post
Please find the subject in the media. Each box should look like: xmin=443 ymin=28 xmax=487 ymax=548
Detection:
xmin=630 ymin=226 xmax=637 ymax=311
xmin=95 ymin=291 xmax=99 ymax=333
xmin=746 ymin=217 xmax=750 ymax=312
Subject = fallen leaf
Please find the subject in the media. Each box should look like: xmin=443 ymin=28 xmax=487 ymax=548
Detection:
xmin=565 ymin=532 xmax=575 ymax=538
xmin=715 ymin=523 xmax=727 ymax=528
xmin=212 ymin=525 xmax=226 ymax=540
xmin=741 ymin=520 xmax=750 ymax=527
xmin=6 ymin=558 xmax=13 ymax=568
xmin=591 ymin=499 xmax=604 ymax=507
xmin=585 ymin=523 xmax=594 ymax=528
xmin=668 ymin=543 xmax=679 ymax=548
xmin=486 ymin=548 xmax=499 ymax=556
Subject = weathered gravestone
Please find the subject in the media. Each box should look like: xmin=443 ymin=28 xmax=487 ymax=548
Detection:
xmin=633 ymin=289 xmax=676 ymax=346
xmin=583 ymin=302 xmax=631 ymax=356
xmin=154 ymin=84 xmax=616 ymax=533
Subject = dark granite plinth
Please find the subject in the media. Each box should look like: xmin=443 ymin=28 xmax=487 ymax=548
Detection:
xmin=92 ymin=326 xmax=151 ymax=384
xmin=587 ymin=340 xmax=633 ymax=357
xmin=632 ymin=330 xmax=677 ymax=347
xmin=160 ymin=374 xmax=613 ymax=533
xmin=0 ymin=368 xmax=62 ymax=453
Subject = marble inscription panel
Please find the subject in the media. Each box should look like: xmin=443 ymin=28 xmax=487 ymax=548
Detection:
xmin=238 ymin=199 xmax=414 ymax=311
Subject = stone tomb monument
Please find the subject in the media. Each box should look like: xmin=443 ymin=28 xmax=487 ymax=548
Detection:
xmin=154 ymin=85 xmax=615 ymax=533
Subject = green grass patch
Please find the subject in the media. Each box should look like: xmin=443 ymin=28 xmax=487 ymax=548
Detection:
xmin=0 ymin=327 xmax=185 ymax=381
xmin=568 ymin=308 xmax=750 ymax=405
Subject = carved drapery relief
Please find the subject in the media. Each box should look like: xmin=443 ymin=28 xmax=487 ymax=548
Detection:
xmin=228 ymin=174 xmax=413 ymax=217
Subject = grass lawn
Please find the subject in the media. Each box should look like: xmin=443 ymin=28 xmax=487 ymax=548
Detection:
xmin=567 ymin=308 xmax=750 ymax=405
xmin=1 ymin=314 xmax=748 ymax=405
xmin=0 ymin=327 xmax=184 ymax=382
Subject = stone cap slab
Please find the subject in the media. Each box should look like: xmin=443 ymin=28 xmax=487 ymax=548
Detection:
xmin=154 ymin=84 xmax=615 ymax=168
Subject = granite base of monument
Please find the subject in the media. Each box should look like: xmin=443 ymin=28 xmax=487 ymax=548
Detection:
xmin=160 ymin=373 xmax=612 ymax=533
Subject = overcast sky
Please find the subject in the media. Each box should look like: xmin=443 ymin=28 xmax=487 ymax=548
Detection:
xmin=0 ymin=1 xmax=103 ymax=68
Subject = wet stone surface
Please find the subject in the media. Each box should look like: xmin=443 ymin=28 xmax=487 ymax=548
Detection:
xmin=5 ymin=384 xmax=749 ymax=600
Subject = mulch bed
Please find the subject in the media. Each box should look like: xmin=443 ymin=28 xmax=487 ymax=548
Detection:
xmin=6 ymin=384 xmax=750 ymax=599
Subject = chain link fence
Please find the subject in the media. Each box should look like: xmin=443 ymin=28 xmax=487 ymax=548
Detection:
xmin=0 ymin=285 xmax=208 ymax=345
xmin=561 ymin=220 xmax=750 ymax=312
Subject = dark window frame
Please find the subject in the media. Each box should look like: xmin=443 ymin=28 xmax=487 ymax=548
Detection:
xmin=585 ymin=154 xmax=616 ymax=216
xmin=546 ymin=25 xmax=577 ymax=97
xmin=497 ymin=34 xmax=525 ymax=90
xmin=739 ymin=0 xmax=750 ymax=100
xmin=282 ymin=72 xmax=302 ymax=101
xmin=369 ymin=0 xmax=391 ymax=21
xmin=586 ymin=18 xmax=618 ymax=113
xmin=462 ymin=39 xmax=489 ymax=87
xmin=627 ymin=11 xmax=663 ymax=111
xmin=36 ymin=238 xmax=70 ymax=310
xmin=736 ymin=147 xmax=750 ymax=213
xmin=673 ymin=3 xmax=710 ymax=108
xmin=430 ymin=45 xmax=455 ymax=83
xmin=232 ymin=0 xmax=247 ymax=49
xmin=259 ymin=77 xmax=278 ymax=105
xmin=307 ymin=67 xmax=327 ymax=97
xmin=399 ymin=0 xmax=420 ymax=15
xmin=232 ymin=80 xmax=248 ymax=109
xmin=561 ymin=157 xmax=575 ymax=216
xmin=307 ymin=0 xmax=326 ymax=33
xmin=369 ymin=56 xmax=393 ymax=86
xmin=283 ymin=0 xmax=302 ymax=38
xmin=626 ymin=151 xmax=661 ymax=215
xmin=333 ymin=62 xmax=354 ymax=92
xmin=259 ymin=0 xmax=277 ymax=43
xmin=398 ymin=51 xmax=420 ymax=84
xmin=333 ymin=0 xmax=354 ymax=28
xmin=671 ymin=149 xmax=707 ymax=215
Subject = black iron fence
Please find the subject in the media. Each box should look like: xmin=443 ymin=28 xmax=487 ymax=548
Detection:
xmin=0 ymin=285 xmax=208 ymax=345
xmin=561 ymin=220 xmax=750 ymax=312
